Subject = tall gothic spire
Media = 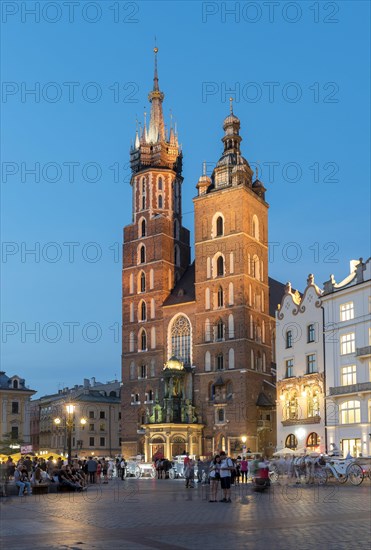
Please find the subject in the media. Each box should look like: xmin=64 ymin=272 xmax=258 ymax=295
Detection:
xmin=148 ymin=47 xmax=165 ymax=143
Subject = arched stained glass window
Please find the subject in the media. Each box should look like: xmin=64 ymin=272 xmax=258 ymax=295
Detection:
xmin=170 ymin=315 xmax=191 ymax=365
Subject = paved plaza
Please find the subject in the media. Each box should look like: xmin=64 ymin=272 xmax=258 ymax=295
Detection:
xmin=1 ymin=478 xmax=370 ymax=550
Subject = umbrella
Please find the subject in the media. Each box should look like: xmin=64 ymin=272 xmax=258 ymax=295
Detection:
xmin=293 ymin=447 xmax=308 ymax=456
xmin=273 ymin=448 xmax=295 ymax=456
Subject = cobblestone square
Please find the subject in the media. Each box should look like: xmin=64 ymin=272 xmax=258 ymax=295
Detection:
xmin=1 ymin=479 xmax=370 ymax=549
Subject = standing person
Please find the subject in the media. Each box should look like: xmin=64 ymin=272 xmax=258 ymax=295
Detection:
xmin=96 ymin=461 xmax=102 ymax=484
xmin=240 ymin=456 xmax=248 ymax=483
xmin=102 ymin=459 xmax=108 ymax=483
xmin=219 ymin=451 xmax=233 ymax=503
xmin=86 ymin=456 xmax=97 ymax=484
xmin=235 ymin=456 xmax=241 ymax=485
xmin=120 ymin=457 xmax=127 ymax=480
xmin=208 ymin=455 xmax=221 ymax=502
xmin=107 ymin=459 xmax=114 ymax=480
xmin=184 ymin=457 xmax=195 ymax=489
xmin=197 ymin=459 xmax=203 ymax=483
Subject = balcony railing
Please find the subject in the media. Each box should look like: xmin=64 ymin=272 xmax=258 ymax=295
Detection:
xmin=356 ymin=346 xmax=371 ymax=358
xmin=329 ymin=381 xmax=371 ymax=396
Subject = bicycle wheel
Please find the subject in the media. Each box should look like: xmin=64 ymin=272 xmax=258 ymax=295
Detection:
xmin=347 ymin=463 xmax=364 ymax=486
xmin=337 ymin=473 xmax=348 ymax=484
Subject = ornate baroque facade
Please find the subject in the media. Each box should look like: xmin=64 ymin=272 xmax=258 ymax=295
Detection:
xmin=121 ymin=50 xmax=279 ymax=460
xmin=275 ymin=276 xmax=326 ymax=452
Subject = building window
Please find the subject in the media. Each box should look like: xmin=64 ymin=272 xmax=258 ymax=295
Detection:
xmin=147 ymin=389 xmax=153 ymax=402
xmin=89 ymin=424 xmax=95 ymax=431
xmin=285 ymin=359 xmax=294 ymax=378
xmin=284 ymin=391 xmax=298 ymax=420
xmin=217 ymin=408 xmax=225 ymax=423
xmin=340 ymin=333 xmax=355 ymax=355
xmin=216 ymin=320 xmax=224 ymax=341
xmin=12 ymin=402 xmax=19 ymax=414
xmin=140 ymin=329 xmax=147 ymax=351
xmin=89 ymin=411 xmax=95 ymax=419
xmin=100 ymin=423 xmax=105 ymax=431
xmin=158 ymin=194 xmax=163 ymax=208
xmin=139 ymin=245 xmax=146 ymax=264
xmin=217 ymin=256 xmax=224 ymax=277
xmin=307 ymin=324 xmax=315 ymax=343
xmin=140 ymin=272 xmax=146 ymax=292
xmin=13 ymin=380 xmax=18 ymax=389
xmin=140 ymin=364 xmax=147 ymax=379
xmin=307 ymin=388 xmax=320 ymax=417
xmin=307 ymin=432 xmax=319 ymax=449
xmin=169 ymin=315 xmax=191 ymax=365
xmin=285 ymin=434 xmax=297 ymax=450
xmin=89 ymin=437 xmax=95 ymax=446
xmin=140 ymin=301 xmax=147 ymax=321
xmin=141 ymin=219 xmax=146 ymax=237
xmin=306 ymin=354 xmax=317 ymax=374
xmin=99 ymin=411 xmax=105 ymax=419
xmin=100 ymin=437 xmax=105 ymax=447
xmin=11 ymin=426 xmax=19 ymax=440
xmin=341 ymin=365 xmax=357 ymax=386
xmin=217 ymin=286 xmax=224 ymax=308
xmin=217 ymin=354 xmax=224 ymax=371
xmin=340 ymin=302 xmax=354 ymax=321
xmin=286 ymin=330 xmax=292 ymax=348
xmin=216 ymin=216 xmax=223 ymax=236
xmin=340 ymin=400 xmax=361 ymax=424
xmin=252 ymin=215 xmax=259 ymax=240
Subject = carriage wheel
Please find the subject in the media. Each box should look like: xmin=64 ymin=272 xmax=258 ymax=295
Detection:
xmin=337 ymin=473 xmax=348 ymax=484
xmin=347 ymin=463 xmax=364 ymax=486
xmin=150 ymin=468 xmax=156 ymax=479
xmin=134 ymin=467 xmax=141 ymax=479
xmin=169 ymin=469 xmax=175 ymax=480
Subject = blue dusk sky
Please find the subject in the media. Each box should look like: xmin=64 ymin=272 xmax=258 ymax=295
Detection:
xmin=1 ymin=1 xmax=370 ymax=397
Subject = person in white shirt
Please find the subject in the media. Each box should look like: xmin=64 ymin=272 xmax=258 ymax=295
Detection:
xmin=219 ymin=451 xmax=233 ymax=503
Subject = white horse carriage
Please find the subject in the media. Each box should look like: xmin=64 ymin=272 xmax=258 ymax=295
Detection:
xmin=124 ymin=456 xmax=156 ymax=479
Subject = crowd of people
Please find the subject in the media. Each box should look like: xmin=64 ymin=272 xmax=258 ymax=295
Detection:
xmin=0 ymin=451 xmax=272 ymax=500
xmin=0 ymin=455 xmax=129 ymax=497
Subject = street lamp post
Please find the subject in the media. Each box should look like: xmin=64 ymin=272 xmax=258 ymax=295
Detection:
xmin=65 ymin=404 xmax=74 ymax=465
xmin=54 ymin=404 xmax=86 ymax=465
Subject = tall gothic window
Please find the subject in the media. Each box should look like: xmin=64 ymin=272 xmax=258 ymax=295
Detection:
xmin=217 ymin=319 xmax=224 ymax=341
xmin=140 ymin=330 xmax=147 ymax=351
xmin=217 ymin=256 xmax=224 ymax=277
xmin=140 ymin=272 xmax=146 ymax=292
xmin=140 ymin=301 xmax=147 ymax=322
xmin=140 ymin=245 xmax=146 ymax=264
xmin=216 ymin=216 xmax=223 ymax=236
xmin=170 ymin=315 xmax=191 ymax=365
xmin=217 ymin=354 xmax=224 ymax=371
xmin=217 ymin=286 xmax=224 ymax=308
xmin=141 ymin=219 xmax=146 ymax=237
xmin=158 ymin=195 xmax=163 ymax=208
xmin=158 ymin=177 xmax=163 ymax=191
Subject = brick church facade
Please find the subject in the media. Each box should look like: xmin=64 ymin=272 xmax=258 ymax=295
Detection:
xmin=121 ymin=50 xmax=281 ymax=460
